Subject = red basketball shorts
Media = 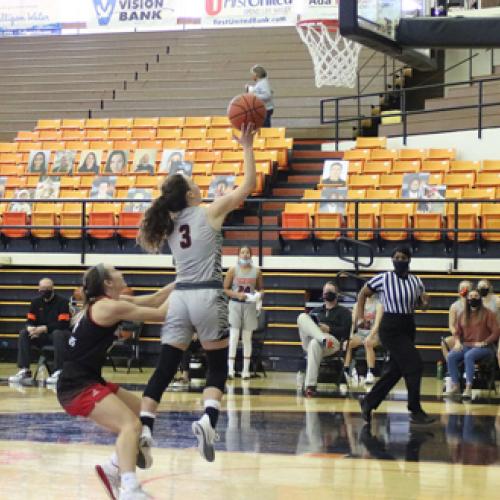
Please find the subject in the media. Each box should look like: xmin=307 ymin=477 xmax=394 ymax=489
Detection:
xmin=62 ymin=382 xmax=120 ymax=418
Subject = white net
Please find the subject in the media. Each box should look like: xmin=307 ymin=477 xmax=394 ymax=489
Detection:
xmin=297 ymin=21 xmax=361 ymax=89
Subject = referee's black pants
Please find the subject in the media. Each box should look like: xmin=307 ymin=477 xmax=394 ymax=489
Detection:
xmin=364 ymin=313 xmax=423 ymax=414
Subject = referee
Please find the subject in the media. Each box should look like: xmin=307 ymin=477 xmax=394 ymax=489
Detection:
xmin=357 ymin=246 xmax=435 ymax=425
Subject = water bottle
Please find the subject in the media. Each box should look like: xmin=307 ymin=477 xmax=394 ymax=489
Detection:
xmin=351 ymin=367 xmax=358 ymax=385
xmin=436 ymin=361 xmax=443 ymax=380
xmin=37 ymin=365 xmax=48 ymax=387
xmin=296 ymin=371 xmax=305 ymax=391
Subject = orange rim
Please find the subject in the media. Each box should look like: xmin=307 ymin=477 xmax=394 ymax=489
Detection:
xmin=296 ymin=19 xmax=339 ymax=32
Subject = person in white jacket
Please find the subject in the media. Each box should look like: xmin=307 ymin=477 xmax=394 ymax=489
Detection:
xmin=246 ymin=65 xmax=274 ymax=127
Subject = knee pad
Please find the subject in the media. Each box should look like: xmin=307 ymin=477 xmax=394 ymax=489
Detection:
xmin=143 ymin=344 xmax=184 ymax=402
xmin=205 ymin=347 xmax=229 ymax=392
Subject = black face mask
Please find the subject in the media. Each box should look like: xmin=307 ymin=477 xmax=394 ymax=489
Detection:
xmin=40 ymin=290 xmax=53 ymax=301
xmin=468 ymin=298 xmax=482 ymax=309
xmin=323 ymin=291 xmax=337 ymax=302
xmin=478 ymin=288 xmax=489 ymax=297
xmin=393 ymin=260 xmax=409 ymax=276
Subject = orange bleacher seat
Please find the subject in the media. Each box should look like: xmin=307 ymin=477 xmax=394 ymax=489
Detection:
xmin=214 ymin=139 xmax=239 ymax=150
xmin=182 ymin=128 xmax=207 ymax=140
xmin=86 ymin=129 xmax=109 ymax=140
xmin=379 ymin=202 xmax=414 ymax=241
xmin=413 ymin=213 xmax=443 ymax=242
xmin=17 ymin=142 xmax=43 ymax=153
xmin=90 ymin=202 xmax=120 ymax=215
xmin=109 ymin=118 xmax=133 ymax=129
xmin=62 ymin=130 xmax=85 ymax=141
xmin=195 ymin=151 xmax=222 ymax=163
xmin=255 ymin=150 xmax=278 ymax=164
xmin=356 ymin=137 xmax=387 ymax=149
xmin=25 ymin=177 xmax=39 ymax=188
xmin=343 ymin=149 xmax=370 ymax=161
xmin=347 ymin=189 xmax=366 ymax=200
xmin=192 ymin=162 xmax=213 ymax=176
xmin=61 ymin=119 xmax=85 ymax=130
xmin=108 ymin=129 xmax=132 ymax=140
xmin=256 ymin=161 xmax=271 ymax=175
xmin=476 ymin=172 xmax=500 ymax=188
xmin=31 ymin=212 xmax=56 ymax=239
xmin=426 ymin=148 xmax=455 ymax=160
xmin=192 ymin=175 xmax=211 ymax=189
xmin=89 ymin=140 xmax=113 ymax=151
xmin=59 ymin=177 xmax=81 ymax=190
xmin=88 ymin=211 xmax=115 ymax=239
xmin=444 ymin=173 xmax=475 ymax=189
xmin=346 ymin=202 xmax=379 ymax=240
xmin=0 ymin=143 xmax=18 ymax=153
xmin=212 ymin=162 xmax=239 ymax=176
xmin=114 ymin=140 xmax=138 ymax=151
xmin=446 ymin=203 xmax=480 ymax=242
xmin=347 ymin=160 xmax=363 ymax=174
xmin=265 ymin=138 xmax=293 ymax=150
xmin=363 ymin=161 xmax=392 ymax=175
xmin=348 ymin=174 xmax=380 ymax=189
xmin=184 ymin=117 xmax=211 ymax=128
xmin=0 ymin=153 xmax=22 ymax=165
xmin=59 ymin=212 xmax=83 ymax=239
xmin=59 ymin=189 xmax=88 ymax=199
xmin=446 ymin=188 xmax=463 ymax=199
xmin=42 ymin=141 xmax=65 ymax=151
xmin=281 ymin=203 xmax=313 ymax=240
xmin=370 ymin=149 xmax=397 ymax=161
xmin=428 ymin=173 xmax=444 ymax=185
xmin=314 ymin=212 xmax=343 ymax=240
xmin=258 ymin=127 xmax=285 ymax=139
xmin=135 ymin=176 xmax=159 ymax=189
xmin=206 ymin=128 xmax=233 ymax=140
xmin=135 ymin=140 xmax=160 ymax=150
xmin=392 ymin=160 xmax=420 ymax=174
xmin=65 ymin=140 xmax=89 ymax=151
xmin=131 ymin=128 xmax=156 ymax=141
xmin=159 ymin=117 xmax=185 ymax=128
xmin=398 ymin=148 xmax=427 ymax=161
xmin=481 ymin=160 xmax=500 ymax=173
xmin=463 ymin=187 xmax=496 ymax=199
xmin=421 ymin=160 xmax=449 ymax=174
xmin=481 ymin=203 xmax=500 ymax=242
xmin=366 ymin=188 xmax=398 ymax=199
xmin=133 ymin=118 xmax=159 ymax=128
xmin=117 ymin=211 xmax=143 ymax=240
xmin=85 ymin=119 xmax=109 ymax=130
xmin=33 ymin=202 xmax=59 ymax=213
xmin=449 ymin=160 xmax=480 ymax=174
xmin=1 ymin=212 xmax=28 ymax=238
xmin=116 ymin=176 xmax=135 ymax=189
xmin=36 ymin=119 xmax=61 ymax=130
xmin=38 ymin=130 xmax=62 ymax=141
xmin=188 ymin=139 xmax=213 ymax=150
xmin=162 ymin=139 xmax=188 ymax=150
xmin=303 ymin=189 xmax=320 ymax=200
xmin=16 ymin=131 xmax=40 ymax=142
xmin=210 ymin=116 xmax=231 ymax=127
xmin=222 ymin=151 xmax=245 ymax=163
xmin=157 ymin=128 xmax=181 ymax=140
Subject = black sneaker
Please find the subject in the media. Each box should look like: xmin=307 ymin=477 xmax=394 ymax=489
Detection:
xmin=359 ymin=398 xmax=372 ymax=424
xmin=409 ymin=411 xmax=436 ymax=425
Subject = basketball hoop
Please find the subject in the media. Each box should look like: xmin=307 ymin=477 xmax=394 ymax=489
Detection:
xmin=296 ymin=19 xmax=361 ymax=89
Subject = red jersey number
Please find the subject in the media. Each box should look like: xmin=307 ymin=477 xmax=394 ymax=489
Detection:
xmin=179 ymin=224 xmax=191 ymax=249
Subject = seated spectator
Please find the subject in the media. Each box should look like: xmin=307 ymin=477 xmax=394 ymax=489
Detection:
xmin=442 ymin=280 xmax=473 ymax=361
xmin=343 ymin=294 xmax=383 ymax=385
xmin=297 ymin=281 xmax=352 ymax=397
xmin=446 ymin=288 xmax=500 ymax=399
xmin=8 ymin=278 xmax=71 ymax=385
xmin=477 ymin=279 xmax=500 ymax=319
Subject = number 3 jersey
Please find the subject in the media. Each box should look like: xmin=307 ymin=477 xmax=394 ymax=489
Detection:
xmin=167 ymin=206 xmax=223 ymax=284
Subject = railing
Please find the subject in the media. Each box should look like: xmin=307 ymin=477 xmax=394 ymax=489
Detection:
xmin=0 ymin=198 xmax=498 ymax=271
xmin=321 ymin=74 xmax=500 ymax=150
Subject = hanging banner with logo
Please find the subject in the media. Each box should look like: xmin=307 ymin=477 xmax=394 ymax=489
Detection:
xmin=0 ymin=0 xmax=61 ymax=36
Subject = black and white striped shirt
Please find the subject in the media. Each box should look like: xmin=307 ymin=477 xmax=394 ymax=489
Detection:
xmin=367 ymin=272 xmax=425 ymax=315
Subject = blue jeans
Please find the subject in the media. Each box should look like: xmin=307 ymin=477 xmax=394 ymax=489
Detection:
xmin=447 ymin=346 xmax=494 ymax=385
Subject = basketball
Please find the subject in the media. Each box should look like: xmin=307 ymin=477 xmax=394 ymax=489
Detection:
xmin=227 ymin=93 xmax=267 ymax=130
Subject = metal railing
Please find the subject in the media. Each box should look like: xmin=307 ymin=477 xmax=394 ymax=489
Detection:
xmin=1 ymin=197 xmax=498 ymax=270
xmin=321 ymin=74 xmax=500 ymax=150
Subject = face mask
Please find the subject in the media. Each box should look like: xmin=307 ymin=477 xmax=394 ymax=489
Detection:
xmin=393 ymin=260 xmax=409 ymax=276
xmin=40 ymin=290 xmax=53 ymax=300
xmin=323 ymin=291 xmax=337 ymax=302
xmin=468 ymin=298 xmax=482 ymax=309
xmin=478 ymin=288 xmax=489 ymax=297
xmin=459 ymin=288 xmax=469 ymax=298
xmin=239 ymin=258 xmax=251 ymax=266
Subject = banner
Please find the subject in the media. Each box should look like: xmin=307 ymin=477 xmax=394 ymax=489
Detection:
xmin=0 ymin=0 xmax=62 ymax=35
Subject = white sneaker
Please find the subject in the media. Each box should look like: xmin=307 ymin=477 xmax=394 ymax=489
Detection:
xmin=241 ymin=372 xmax=251 ymax=380
xmin=95 ymin=464 xmax=120 ymax=500
xmin=365 ymin=372 xmax=375 ymax=384
xmin=118 ymin=485 xmax=152 ymax=500
xmin=8 ymin=369 xmax=31 ymax=383
xmin=46 ymin=370 xmax=61 ymax=385
xmin=192 ymin=414 xmax=217 ymax=462
xmin=136 ymin=426 xmax=154 ymax=469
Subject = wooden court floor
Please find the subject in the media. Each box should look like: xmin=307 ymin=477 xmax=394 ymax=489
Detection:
xmin=0 ymin=363 xmax=499 ymax=499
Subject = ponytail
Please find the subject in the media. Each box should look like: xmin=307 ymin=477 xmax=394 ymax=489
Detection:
xmin=137 ymin=174 xmax=190 ymax=254
xmin=82 ymin=263 xmax=110 ymax=306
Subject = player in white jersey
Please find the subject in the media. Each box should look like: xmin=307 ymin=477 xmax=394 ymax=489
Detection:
xmin=224 ymin=245 xmax=264 ymax=380
xmin=135 ymin=124 xmax=256 ymax=463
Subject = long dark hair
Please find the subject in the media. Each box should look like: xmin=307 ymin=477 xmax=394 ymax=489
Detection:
xmin=82 ymin=263 xmax=110 ymax=306
xmin=137 ymin=174 xmax=190 ymax=253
